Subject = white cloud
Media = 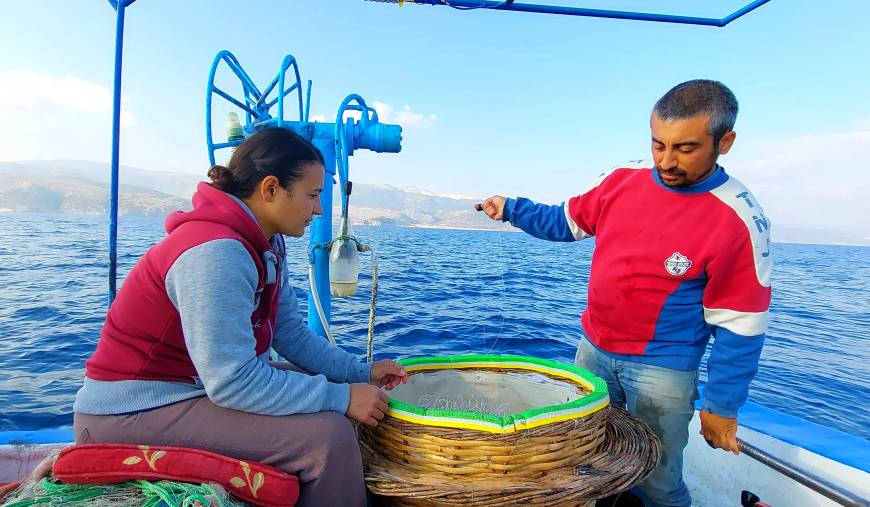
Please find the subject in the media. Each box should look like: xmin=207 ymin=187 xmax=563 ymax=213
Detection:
xmin=373 ymin=101 xmax=437 ymax=128
xmin=0 ymin=70 xmax=139 ymax=162
xmin=0 ymin=70 xmax=135 ymax=128
xmin=120 ymin=110 xmax=135 ymax=128
xmin=726 ymin=129 xmax=870 ymax=234
xmin=335 ymin=102 xmax=436 ymax=129
xmin=309 ymin=114 xmax=328 ymax=123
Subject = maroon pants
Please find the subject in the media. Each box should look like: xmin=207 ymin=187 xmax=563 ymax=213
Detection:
xmin=74 ymin=396 xmax=365 ymax=506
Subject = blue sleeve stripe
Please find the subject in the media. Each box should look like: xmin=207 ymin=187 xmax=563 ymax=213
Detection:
xmin=507 ymin=197 xmax=576 ymax=242
xmin=702 ymin=326 xmax=765 ymax=418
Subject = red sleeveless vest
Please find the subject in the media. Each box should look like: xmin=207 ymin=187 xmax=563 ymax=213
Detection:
xmin=85 ymin=182 xmax=283 ymax=384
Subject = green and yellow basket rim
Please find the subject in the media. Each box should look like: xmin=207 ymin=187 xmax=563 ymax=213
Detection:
xmin=388 ymin=354 xmax=610 ymax=434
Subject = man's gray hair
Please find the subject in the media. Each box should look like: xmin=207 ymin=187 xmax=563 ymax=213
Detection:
xmin=653 ymin=80 xmax=738 ymax=145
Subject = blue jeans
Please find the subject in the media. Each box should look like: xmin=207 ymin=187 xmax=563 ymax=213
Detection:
xmin=575 ymin=338 xmax=698 ymax=507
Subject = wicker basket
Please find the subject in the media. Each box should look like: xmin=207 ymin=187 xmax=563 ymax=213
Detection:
xmin=358 ymin=355 xmax=661 ymax=506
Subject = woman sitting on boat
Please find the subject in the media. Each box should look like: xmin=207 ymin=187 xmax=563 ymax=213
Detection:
xmin=72 ymin=127 xmax=407 ymax=507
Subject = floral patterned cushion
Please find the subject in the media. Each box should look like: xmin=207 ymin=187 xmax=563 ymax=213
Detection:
xmin=52 ymin=444 xmax=298 ymax=507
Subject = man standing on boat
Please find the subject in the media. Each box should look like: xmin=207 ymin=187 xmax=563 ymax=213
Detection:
xmin=480 ymin=79 xmax=771 ymax=507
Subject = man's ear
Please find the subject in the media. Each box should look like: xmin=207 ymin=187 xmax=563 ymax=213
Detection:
xmin=718 ymin=130 xmax=737 ymax=155
xmin=259 ymin=175 xmax=281 ymax=203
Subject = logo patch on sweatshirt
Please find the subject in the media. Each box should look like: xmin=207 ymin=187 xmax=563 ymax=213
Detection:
xmin=664 ymin=252 xmax=692 ymax=276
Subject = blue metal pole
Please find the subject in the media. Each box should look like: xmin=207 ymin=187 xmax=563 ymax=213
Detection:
xmin=308 ymin=138 xmax=336 ymax=337
xmin=108 ymin=0 xmax=127 ymax=305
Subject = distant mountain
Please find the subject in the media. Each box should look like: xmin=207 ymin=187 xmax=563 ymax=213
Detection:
xmin=768 ymin=225 xmax=870 ymax=248
xmin=0 ymin=160 xmax=511 ymax=231
xmin=0 ymin=160 xmax=204 ymax=200
xmin=1 ymin=160 xmax=866 ymax=245
xmin=346 ymin=183 xmax=510 ymax=230
xmin=0 ymin=161 xmax=188 ymax=217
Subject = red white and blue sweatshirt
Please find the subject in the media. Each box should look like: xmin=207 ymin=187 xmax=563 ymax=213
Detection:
xmin=503 ymin=161 xmax=772 ymax=418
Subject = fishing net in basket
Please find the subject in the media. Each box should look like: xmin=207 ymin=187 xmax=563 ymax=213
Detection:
xmin=358 ymin=355 xmax=661 ymax=506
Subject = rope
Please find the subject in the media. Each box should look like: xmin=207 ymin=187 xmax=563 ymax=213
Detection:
xmin=313 ymin=234 xmax=370 ymax=254
xmin=367 ymin=251 xmax=379 ymax=362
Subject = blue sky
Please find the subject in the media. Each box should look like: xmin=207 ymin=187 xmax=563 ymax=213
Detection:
xmin=0 ymin=1 xmax=868 ymax=235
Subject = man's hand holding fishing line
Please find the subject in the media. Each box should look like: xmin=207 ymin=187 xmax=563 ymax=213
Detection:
xmin=476 ymin=196 xmax=507 ymax=221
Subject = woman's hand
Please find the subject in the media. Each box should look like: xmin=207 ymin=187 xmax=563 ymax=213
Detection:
xmin=370 ymin=359 xmax=409 ymax=390
xmin=347 ymin=384 xmax=389 ymax=428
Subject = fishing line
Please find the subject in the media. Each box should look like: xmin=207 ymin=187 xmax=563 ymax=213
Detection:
xmin=485 ymin=229 xmax=508 ymax=354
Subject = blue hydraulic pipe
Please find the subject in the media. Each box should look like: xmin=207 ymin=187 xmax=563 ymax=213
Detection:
xmin=107 ymin=0 xmax=129 ymax=305
xmin=308 ymin=138 xmax=336 ymax=337
xmin=350 ymin=115 xmax=402 ymax=153
xmin=335 ymin=95 xmax=371 ymax=214
xmin=375 ymin=0 xmax=770 ymax=27
xmin=305 ymin=115 xmax=401 ymax=337
xmin=209 ymin=119 xmax=401 ymax=169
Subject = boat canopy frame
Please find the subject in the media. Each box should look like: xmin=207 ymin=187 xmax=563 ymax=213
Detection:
xmin=364 ymin=0 xmax=771 ymax=27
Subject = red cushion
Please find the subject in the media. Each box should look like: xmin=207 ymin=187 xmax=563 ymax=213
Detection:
xmin=0 ymin=481 xmax=21 ymax=501
xmin=52 ymin=444 xmax=298 ymax=507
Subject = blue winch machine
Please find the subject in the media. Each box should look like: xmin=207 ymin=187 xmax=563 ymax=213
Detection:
xmin=206 ymin=50 xmax=402 ymax=355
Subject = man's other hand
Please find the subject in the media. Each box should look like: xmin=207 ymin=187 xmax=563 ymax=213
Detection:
xmin=699 ymin=409 xmax=739 ymax=455
xmin=478 ymin=195 xmax=507 ymax=221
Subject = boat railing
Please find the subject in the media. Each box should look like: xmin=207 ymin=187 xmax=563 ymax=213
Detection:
xmin=738 ymin=438 xmax=869 ymax=507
